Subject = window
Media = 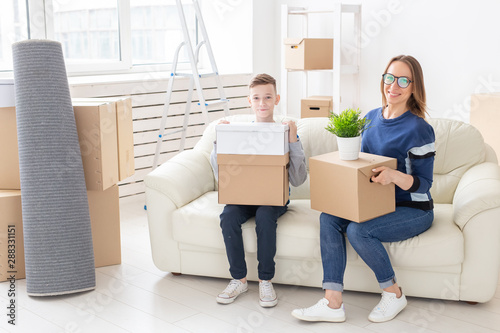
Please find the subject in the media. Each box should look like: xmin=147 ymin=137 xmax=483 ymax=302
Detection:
xmin=0 ymin=0 xmax=29 ymax=71
xmin=53 ymin=1 xmax=120 ymax=61
xmin=0 ymin=0 xmax=197 ymax=74
xmin=130 ymin=1 xmax=196 ymax=66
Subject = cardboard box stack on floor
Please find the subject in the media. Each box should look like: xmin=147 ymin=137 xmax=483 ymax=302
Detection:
xmin=0 ymin=90 xmax=134 ymax=279
xmin=0 ymin=185 xmax=121 ymax=282
xmin=309 ymin=152 xmax=397 ymax=222
xmin=0 ymin=191 xmax=25 ymax=282
xmin=216 ymin=123 xmax=290 ymax=206
xmin=87 ymin=184 xmax=121 ymax=268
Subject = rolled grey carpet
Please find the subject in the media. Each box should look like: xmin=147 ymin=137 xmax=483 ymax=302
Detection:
xmin=12 ymin=40 xmax=95 ymax=296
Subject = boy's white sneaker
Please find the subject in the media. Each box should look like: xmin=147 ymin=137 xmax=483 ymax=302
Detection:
xmin=216 ymin=279 xmax=248 ymax=304
xmin=291 ymin=298 xmax=346 ymax=322
xmin=368 ymin=289 xmax=407 ymax=322
xmin=259 ymin=280 xmax=278 ymax=307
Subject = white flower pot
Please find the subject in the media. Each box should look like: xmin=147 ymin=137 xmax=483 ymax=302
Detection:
xmin=336 ymin=136 xmax=361 ymax=160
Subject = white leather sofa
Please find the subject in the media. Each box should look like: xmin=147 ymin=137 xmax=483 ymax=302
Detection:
xmin=145 ymin=114 xmax=500 ymax=303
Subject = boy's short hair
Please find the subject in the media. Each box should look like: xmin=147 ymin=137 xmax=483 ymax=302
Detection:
xmin=249 ymin=73 xmax=277 ymax=94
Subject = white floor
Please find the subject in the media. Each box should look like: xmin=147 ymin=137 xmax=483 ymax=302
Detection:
xmin=1 ymin=195 xmax=500 ymax=333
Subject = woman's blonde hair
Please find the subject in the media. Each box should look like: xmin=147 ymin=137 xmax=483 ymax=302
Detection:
xmin=381 ymin=55 xmax=427 ymax=119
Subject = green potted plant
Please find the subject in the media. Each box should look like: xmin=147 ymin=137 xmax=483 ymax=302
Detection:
xmin=325 ymin=108 xmax=370 ymax=160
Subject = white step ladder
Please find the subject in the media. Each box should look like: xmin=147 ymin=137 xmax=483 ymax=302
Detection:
xmin=151 ymin=0 xmax=230 ymax=171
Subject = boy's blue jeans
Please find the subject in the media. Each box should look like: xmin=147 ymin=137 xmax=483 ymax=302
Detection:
xmin=320 ymin=206 xmax=434 ymax=291
xmin=220 ymin=204 xmax=287 ymax=281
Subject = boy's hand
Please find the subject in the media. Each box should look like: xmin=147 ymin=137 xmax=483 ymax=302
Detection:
xmin=283 ymin=120 xmax=298 ymax=143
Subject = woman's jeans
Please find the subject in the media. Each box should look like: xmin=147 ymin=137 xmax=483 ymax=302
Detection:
xmin=320 ymin=206 xmax=434 ymax=291
xmin=220 ymin=204 xmax=288 ymax=281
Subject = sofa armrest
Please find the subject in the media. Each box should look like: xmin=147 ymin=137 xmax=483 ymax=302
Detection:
xmin=453 ymin=162 xmax=500 ymax=230
xmin=144 ymin=149 xmax=214 ymax=273
xmin=459 ymin=207 xmax=500 ymax=302
xmin=145 ymin=149 xmax=215 ymax=209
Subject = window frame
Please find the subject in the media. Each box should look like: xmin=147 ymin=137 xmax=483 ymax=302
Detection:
xmin=19 ymin=0 xmax=196 ymax=76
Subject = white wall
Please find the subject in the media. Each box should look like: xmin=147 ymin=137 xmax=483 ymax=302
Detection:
xmin=247 ymin=0 xmax=500 ymax=122
xmin=200 ymin=0 xmax=253 ymax=74
xmin=252 ymin=0 xmax=278 ymax=76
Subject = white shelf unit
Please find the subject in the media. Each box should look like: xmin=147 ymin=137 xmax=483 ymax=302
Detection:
xmin=280 ymin=3 xmax=362 ymax=116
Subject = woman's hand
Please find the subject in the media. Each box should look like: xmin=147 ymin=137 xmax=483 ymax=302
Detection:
xmin=218 ymin=119 xmax=230 ymax=125
xmin=283 ymin=120 xmax=298 ymax=143
xmin=370 ymin=166 xmax=395 ymax=185
xmin=371 ymin=166 xmax=414 ymax=191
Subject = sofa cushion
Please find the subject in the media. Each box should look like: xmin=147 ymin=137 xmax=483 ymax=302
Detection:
xmin=296 ymin=117 xmax=337 ymax=168
xmin=173 ymin=192 xmax=464 ymax=268
xmin=172 ymin=192 xmax=227 ymax=250
xmin=172 ymin=194 xmax=333 ymax=260
xmin=275 ymin=200 xmax=358 ymax=261
xmin=289 ymin=117 xmax=337 ymax=200
xmin=379 ymin=204 xmax=464 ymax=267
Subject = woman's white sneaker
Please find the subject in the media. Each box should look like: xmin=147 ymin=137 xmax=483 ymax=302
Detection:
xmin=216 ymin=279 xmax=248 ymax=304
xmin=368 ymin=289 xmax=407 ymax=322
xmin=259 ymin=280 xmax=278 ymax=307
xmin=291 ymin=298 xmax=346 ymax=322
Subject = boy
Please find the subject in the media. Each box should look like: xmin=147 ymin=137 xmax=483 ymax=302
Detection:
xmin=210 ymin=73 xmax=307 ymax=307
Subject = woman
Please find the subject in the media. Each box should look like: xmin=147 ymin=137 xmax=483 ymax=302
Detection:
xmin=292 ymin=55 xmax=435 ymax=323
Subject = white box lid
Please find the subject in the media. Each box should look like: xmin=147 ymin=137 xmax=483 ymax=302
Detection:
xmin=216 ymin=122 xmax=290 ymax=155
xmin=0 ymin=78 xmax=15 ymax=108
xmin=216 ymin=122 xmax=289 ymax=132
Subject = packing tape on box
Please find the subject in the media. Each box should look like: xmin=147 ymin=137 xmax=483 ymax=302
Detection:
xmin=12 ymin=39 xmax=95 ymax=296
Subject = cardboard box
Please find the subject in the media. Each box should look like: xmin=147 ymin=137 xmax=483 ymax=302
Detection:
xmin=73 ymin=101 xmax=119 ymax=191
xmin=309 ymin=152 xmax=397 ymax=222
xmin=216 ymin=123 xmax=289 ymax=155
xmin=0 ymin=191 xmax=26 ymax=281
xmin=218 ymin=153 xmax=290 ymax=206
xmin=470 ymin=93 xmax=500 ymax=162
xmin=301 ymin=96 xmax=333 ymax=118
xmin=1 ymin=99 xmax=129 ymax=191
xmin=284 ymin=38 xmax=333 ymax=70
xmin=114 ymin=98 xmax=135 ymax=181
xmin=87 ymin=184 xmax=121 ymax=267
xmin=0 ymin=107 xmax=20 ymax=190
xmin=0 ymin=186 xmax=121 ymax=282
xmin=73 ymin=97 xmax=135 ymax=181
